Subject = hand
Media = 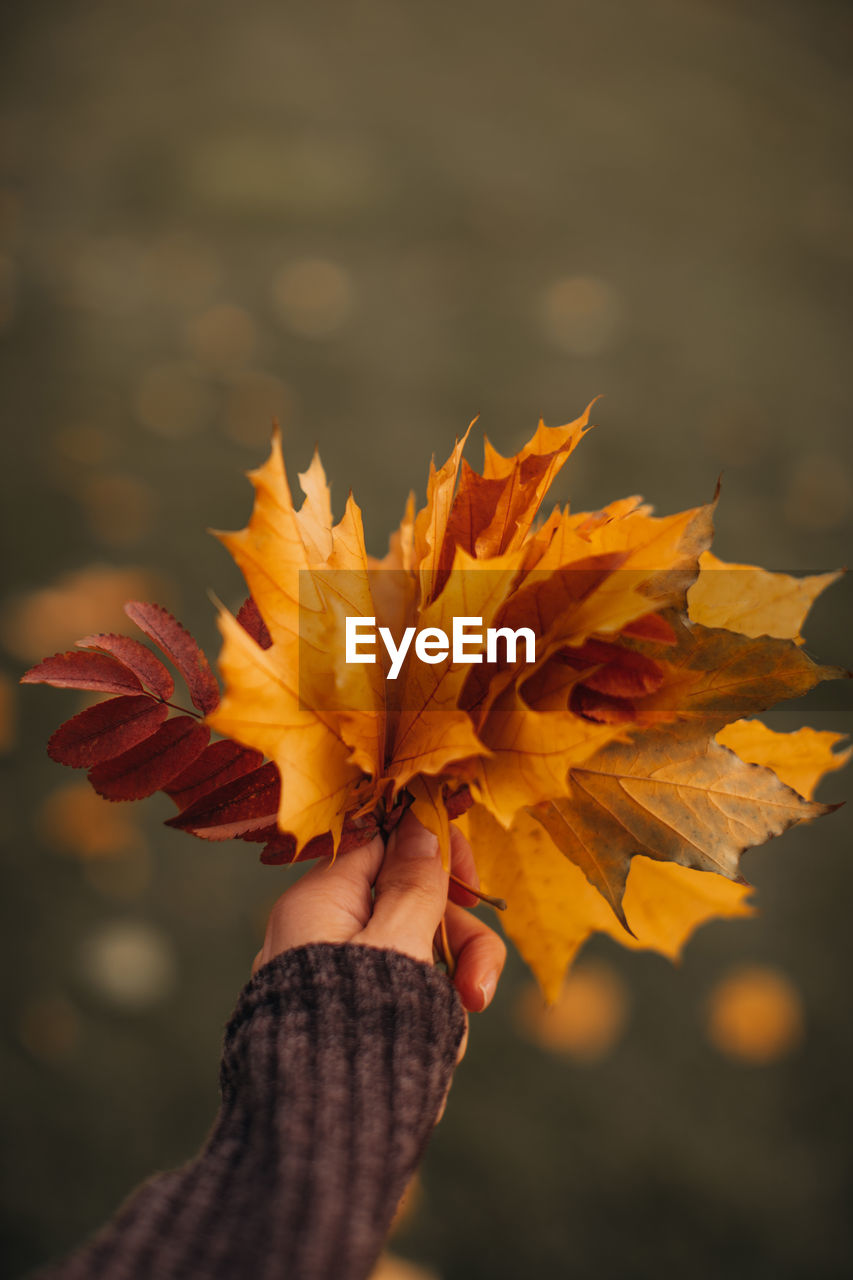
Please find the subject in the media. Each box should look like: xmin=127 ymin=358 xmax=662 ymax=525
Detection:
xmin=253 ymin=810 xmax=507 ymax=1016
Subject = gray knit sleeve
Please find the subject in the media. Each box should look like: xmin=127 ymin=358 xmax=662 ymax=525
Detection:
xmin=34 ymin=943 xmax=466 ymax=1280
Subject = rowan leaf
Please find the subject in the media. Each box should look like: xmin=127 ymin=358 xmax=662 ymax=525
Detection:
xmin=89 ymin=715 xmax=210 ymax=801
xmin=164 ymin=739 xmax=265 ymax=810
xmin=256 ymin=813 xmax=381 ymax=864
xmin=75 ymin=633 xmax=175 ymax=699
xmin=166 ymin=760 xmax=281 ymax=839
xmin=22 ymin=650 xmax=145 ymax=695
xmin=48 ymin=695 xmax=169 ymax=767
xmin=124 ymin=602 xmax=220 ymax=713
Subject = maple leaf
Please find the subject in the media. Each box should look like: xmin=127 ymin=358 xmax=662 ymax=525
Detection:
xmin=24 ymin=405 xmax=849 ymax=1001
xmin=533 ymin=724 xmax=833 ymax=928
xmin=688 ymin=551 xmax=843 ymax=643
xmin=714 ymin=720 xmax=851 ymax=801
xmin=459 ymin=803 xmax=755 ymax=1003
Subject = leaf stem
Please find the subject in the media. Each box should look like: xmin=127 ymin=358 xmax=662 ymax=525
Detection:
xmin=448 ymin=872 xmax=507 ymax=912
xmin=164 ymin=699 xmax=203 ymax=719
xmin=435 ymin=914 xmax=455 ymax=977
xmin=146 ymin=692 xmax=204 ymax=720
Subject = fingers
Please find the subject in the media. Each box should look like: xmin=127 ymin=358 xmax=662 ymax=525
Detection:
xmin=252 ymin=813 xmax=503 ymax=1017
xmin=255 ymin=834 xmax=385 ymax=971
xmin=445 ymin=900 xmax=507 ymax=1013
xmin=358 ymin=811 xmax=449 ymax=965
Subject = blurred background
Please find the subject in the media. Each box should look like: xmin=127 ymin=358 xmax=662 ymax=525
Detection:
xmin=1 ymin=1 xmax=852 ymax=1276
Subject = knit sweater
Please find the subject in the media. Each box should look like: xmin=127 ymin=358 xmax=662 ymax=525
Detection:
xmin=35 ymin=943 xmax=466 ymax=1280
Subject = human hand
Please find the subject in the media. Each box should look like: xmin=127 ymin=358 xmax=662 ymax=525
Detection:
xmin=252 ymin=810 xmax=507 ymax=1016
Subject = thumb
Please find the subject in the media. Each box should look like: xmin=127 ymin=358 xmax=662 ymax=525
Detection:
xmin=358 ymin=810 xmax=448 ymax=965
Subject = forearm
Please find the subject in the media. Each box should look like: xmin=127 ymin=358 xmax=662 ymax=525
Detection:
xmin=34 ymin=944 xmax=465 ymax=1280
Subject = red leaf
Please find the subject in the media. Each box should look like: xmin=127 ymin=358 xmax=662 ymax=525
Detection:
xmin=166 ymin=762 xmax=280 ymax=839
xmin=165 ymin=740 xmax=265 ymax=810
xmin=622 ymin=613 xmax=678 ymax=645
xmin=48 ymin=695 xmax=169 ymax=768
xmin=257 ymin=815 xmax=380 ymax=864
xmin=88 ymin=716 xmax=210 ymax=801
xmin=124 ymin=602 xmax=220 ymax=714
xmin=21 ymin=651 xmax=144 ymax=695
xmin=76 ymin=633 xmax=175 ymax=700
xmin=259 ymin=830 xmax=330 ymax=864
xmin=443 ymin=782 xmax=473 ymax=820
xmin=236 ymin=596 xmax=272 ymax=650
xmin=570 ymin=685 xmax=637 ymax=724
xmin=558 ymin=640 xmax=664 ymax=698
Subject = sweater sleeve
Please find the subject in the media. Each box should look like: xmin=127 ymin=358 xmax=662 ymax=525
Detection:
xmin=34 ymin=943 xmax=466 ymax=1280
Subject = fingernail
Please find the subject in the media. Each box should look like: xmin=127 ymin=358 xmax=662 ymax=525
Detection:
xmin=398 ymin=824 xmax=440 ymax=859
xmin=477 ymin=969 xmax=499 ymax=1010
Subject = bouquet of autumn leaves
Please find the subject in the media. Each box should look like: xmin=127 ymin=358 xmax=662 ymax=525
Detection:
xmin=24 ymin=407 xmax=849 ymax=999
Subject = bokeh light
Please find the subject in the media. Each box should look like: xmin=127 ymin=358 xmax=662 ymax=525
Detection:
xmin=516 ymin=961 xmax=629 ymax=1062
xmin=0 ymin=565 xmax=173 ymax=663
xmin=38 ymin=781 xmax=145 ymax=861
xmin=539 ymin=276 xmax=623 ymax=357
xmin=77 ymin=921 xmax=177 ymax=1011
xmin=706 ymin=966 xmax=805 ymax=1065
xmin=81 ymin=473 xmax=157 ymax=548
xmin=18 ymin=995 xmax=80 ymax=1064
xmin=223 ymin=369 xmax=293 ymax=446
xmin=185 ymin=303 xmax=257 ymax=370
xmin=271 ymin=258 xmax=353 ymax=338
xmin=133 ymin=361 xmax=216 ymax=439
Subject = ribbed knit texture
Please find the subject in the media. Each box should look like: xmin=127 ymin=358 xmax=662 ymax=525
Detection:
xmin=34 ymin=943 xmax=466 ymax=1280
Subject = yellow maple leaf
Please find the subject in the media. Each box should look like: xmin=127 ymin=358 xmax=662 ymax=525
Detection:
xmin=715 ymin=720 xmax=851 ymax=800
xmin=688 ymin=550 xmax=842 ymax=642
xmin=462 ymin=803 xmax=755 ymax=1002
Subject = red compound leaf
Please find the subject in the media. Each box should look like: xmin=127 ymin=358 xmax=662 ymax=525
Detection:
xmin=165 ymin=740 xmax=265 ymax=811
xmin=89 ymin=715 xmax=210 ymax=801
xmin=257 ymin=813 xmax=381 ymax=865
xmin=21 ymin=650 xmax=145 ymax=696
xmin=257 ymin=829 xmax=332 ymax=864
xmin=75 ymin=633 xmax=175 ymax=700
xmin=166 ymin=761 xmax=281 ymax=840
xmin=48 ymin=695 xmax=169 ymax=768
xmin=124 ymin=602 xmax=220 ymax=714
xmin=236 ymin=596 xmax=272 ymax=650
